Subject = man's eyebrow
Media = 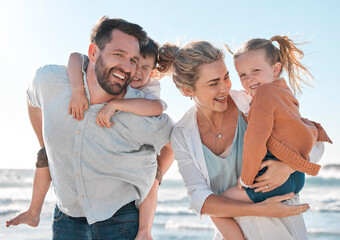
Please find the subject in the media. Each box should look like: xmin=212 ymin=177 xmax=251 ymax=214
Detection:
xmin=112 ymin=49 xmax=127 ymax=54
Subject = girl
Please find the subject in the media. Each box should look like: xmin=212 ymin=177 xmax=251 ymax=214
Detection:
xmin=214 ymin=36 xmax=333 ymax=239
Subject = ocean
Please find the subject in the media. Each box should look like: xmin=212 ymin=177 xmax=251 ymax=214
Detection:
xmin=1 ymin=165 xmax=340 ymax=240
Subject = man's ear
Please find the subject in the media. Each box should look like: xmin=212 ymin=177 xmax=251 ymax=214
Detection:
xmin=181 ymin=85 xmax=194 ymax=98
xmin=88 ymin=43 xmax=99 ymax=62
xmin=273 ymin=62 xmax=282 ymax=77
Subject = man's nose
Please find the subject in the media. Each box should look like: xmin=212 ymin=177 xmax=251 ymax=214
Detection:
xmin=120 ymin=58 xmax=133 ymax=73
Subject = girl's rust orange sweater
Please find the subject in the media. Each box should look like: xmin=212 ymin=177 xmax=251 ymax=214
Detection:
xmin=241 ymin=79 xmax=332 ymax=186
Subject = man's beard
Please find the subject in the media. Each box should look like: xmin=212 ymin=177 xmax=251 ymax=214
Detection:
xmin=95 ymin=55 xmax=132 ymax=95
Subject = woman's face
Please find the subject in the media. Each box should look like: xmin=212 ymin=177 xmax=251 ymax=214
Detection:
xmin=191 ymin=59 xmax=231 ymax=113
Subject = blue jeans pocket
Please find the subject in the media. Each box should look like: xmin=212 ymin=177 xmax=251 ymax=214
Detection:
xmin=53 ymin=206 xmax=66 ymax=223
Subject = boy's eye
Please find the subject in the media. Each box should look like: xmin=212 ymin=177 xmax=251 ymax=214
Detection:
xmin=143 ymin=67 xmax=150 ymax=71
xmin=114 ymin=53 xmax=122 ymax=57
xmin=254 ymin=69 xmax=260 ymax=72
xmin=130 ymin=59 xmax=137 ymax=64
xmin=240 ymin=73 xmax=246 ymax=78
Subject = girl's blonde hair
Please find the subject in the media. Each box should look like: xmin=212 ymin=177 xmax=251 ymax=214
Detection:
xmin=225 ymin=36 xmax=313 ymax=95
xmin=157 ymin=41 xmax=224 ymax=92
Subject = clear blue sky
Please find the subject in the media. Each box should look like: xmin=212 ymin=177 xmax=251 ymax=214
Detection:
xmin=1 ymin=0 xmax=339 ymax=168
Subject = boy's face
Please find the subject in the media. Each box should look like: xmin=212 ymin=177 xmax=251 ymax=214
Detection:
xmin=130 ymin=55 xmax=155 ymax=89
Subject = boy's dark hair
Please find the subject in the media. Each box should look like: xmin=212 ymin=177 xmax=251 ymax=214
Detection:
xmin=140 ymin=38 xmax=159 ymax=69
xmin=90 ymin=16 xmax=148 ymax=50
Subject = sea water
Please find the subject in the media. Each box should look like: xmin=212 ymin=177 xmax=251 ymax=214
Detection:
xmin=1 ymin=165 xmax=340 ymax=240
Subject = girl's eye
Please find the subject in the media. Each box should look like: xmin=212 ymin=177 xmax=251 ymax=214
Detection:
xmin=240 ymin=74 xmax=246 ymax=78
xmin=210 ymin=82 xmax=218 ymax=86
xmin=254 ymin=69 xmax=260 ymax=72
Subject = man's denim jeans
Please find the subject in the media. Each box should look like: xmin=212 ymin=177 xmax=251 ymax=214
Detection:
xmin=52 ymin=202 xmax=139 ymax=240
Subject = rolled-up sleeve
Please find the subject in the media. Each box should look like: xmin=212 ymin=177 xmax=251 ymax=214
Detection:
xmin=171 ymin=126 xmax=214 ymax=217
xmin=26 ymin=68 xmax=43 ymax=108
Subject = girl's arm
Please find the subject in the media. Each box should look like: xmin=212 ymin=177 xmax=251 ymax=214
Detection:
xmin=67 ymin=52 xmax=89 ymax=121
xmin=96 ymin=98 xmax=163 ymax=128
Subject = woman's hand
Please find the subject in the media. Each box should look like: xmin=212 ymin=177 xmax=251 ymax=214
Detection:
xmin=256 ymin=193 xmax=310 ymax=218
xmin=251 ymin=160 xmax=295 ymax=193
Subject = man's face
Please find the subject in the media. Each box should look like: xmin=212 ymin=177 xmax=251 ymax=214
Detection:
xmin=95 ymin=29 xmax=140 ymax=95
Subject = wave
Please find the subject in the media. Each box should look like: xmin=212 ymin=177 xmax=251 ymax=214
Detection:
xmin=308 ymin=228 xmax=340 ymax=236
xmin=156 ymin=206 xmax=194 ymax=216
xmin=317 ymin=164 xmax=340 ymax=179
xmin=165 ymin=219 xmax=214 ymax=231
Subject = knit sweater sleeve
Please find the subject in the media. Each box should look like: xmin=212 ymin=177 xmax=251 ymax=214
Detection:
xmin=301 ymin=118 xmax=333 ymax=144
xmin=241 ymin=87 xmax=275 ymax=186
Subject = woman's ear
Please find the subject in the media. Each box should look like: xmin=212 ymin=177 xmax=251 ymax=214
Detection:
xmin=273 ymin=62 xmax=282 ymax=77
xmin=181 ymin=86 xmax=194 ymax=98
xmin=88 ymin=43 xmax=99 ymax=62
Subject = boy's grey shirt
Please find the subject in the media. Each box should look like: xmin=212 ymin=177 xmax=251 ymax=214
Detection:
xmin=27 ymin=64 xmax=173 ymax=224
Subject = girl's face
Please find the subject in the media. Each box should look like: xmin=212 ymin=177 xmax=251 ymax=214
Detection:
xmin=234 ymin=49 xmax=281 ymax=96
xmin=185 ymin=59 xmax=231 ymax=113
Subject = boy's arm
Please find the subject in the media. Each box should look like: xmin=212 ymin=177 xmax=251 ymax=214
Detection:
xmin=109 ymin=98 xmax=163 ymax=116
xmin=68 ymin=53 xmax=88 ymax=120
xmin=6 ymin=102 xmax=51 ymax=227
xmin=135 ymin=142 xmax=174 ymax=239
xmin=97 ymin=98 xmax=164 ymax=128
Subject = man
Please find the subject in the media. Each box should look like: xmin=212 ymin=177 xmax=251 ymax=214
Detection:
xmin=25 ymin=17 xmax=173 ymax=239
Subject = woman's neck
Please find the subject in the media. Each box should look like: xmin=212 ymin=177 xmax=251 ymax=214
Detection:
xmin=196 ymin=108 xmax=225 ymax=131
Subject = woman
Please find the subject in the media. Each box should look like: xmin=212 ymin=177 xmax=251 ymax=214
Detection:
xmin=157 ymin=41 xmax=313 ymax=240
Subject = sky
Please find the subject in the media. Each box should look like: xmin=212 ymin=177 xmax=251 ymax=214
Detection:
xmin=1 ymin=0 xmax=339 ymax=169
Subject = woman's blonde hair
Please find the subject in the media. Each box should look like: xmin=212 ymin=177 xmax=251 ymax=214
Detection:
xmin=225 ymin=36 xmax=313 ymax=95
xmin=157 ymin=41 xmax=224 ymax=92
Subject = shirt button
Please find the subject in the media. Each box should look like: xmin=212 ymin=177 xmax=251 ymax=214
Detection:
xmin=75 ymin=152 xmax=79 ymax=157
xmin=80 ymin=195 xmax=84 ymax=199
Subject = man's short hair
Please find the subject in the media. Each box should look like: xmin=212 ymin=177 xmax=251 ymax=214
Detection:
xmin=140 ymin=38 xmax=159 ymax=69
xmin=90 ymin=16 xmax=148 ymax=50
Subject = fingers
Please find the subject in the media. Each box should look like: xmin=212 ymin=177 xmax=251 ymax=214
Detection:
xmin=254 ymin=184 xmax=274 ymax=193
xmin=96 ymin=116 xmax=104 ymax=127
xmin=84 ymin=102 xmax=89 ymax=111
xmin=103 ymin=119 xmax=111 ymax=128
xmin=68 ymin=104 xmax=72 ymax=115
